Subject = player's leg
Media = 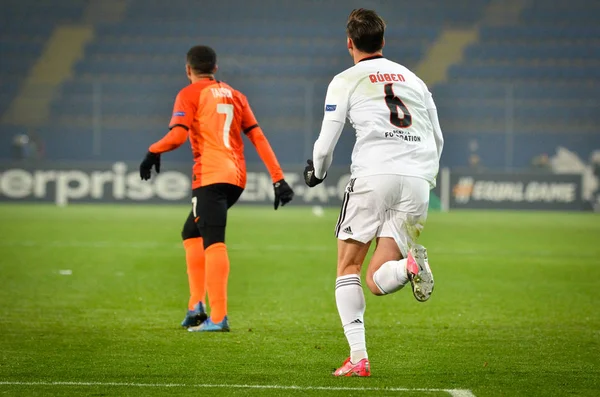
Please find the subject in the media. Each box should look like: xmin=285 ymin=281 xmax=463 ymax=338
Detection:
xmin=333 ymin=238 xmax=371 ymax=377
xmin=203 ymin=184 xmax=243 ymax=325
xmin=180 ymin=209 xmax=208 ymax=328
xmin=332 ymin=178 xmax=380 ymax=377
xmin=367 ymin=176 xmax=433 ymax=301
xmin=188 ymin=184 xmax=243 ymax=332
xmin=365 ymin=237 xmax=406 ymax=296
xmin=368 ymin=215 xmax=432 ymax=300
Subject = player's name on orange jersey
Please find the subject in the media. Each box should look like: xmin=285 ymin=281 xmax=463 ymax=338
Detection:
xmin=211 ymin=87 xmax=233 ymax=98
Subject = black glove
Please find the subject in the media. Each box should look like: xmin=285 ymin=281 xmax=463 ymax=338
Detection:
xmin=140 ymin=151 xmax=161 ymax=180
xmin=273 ymin=179 xmax=294 ymax=210
xmin=303 ymin=159 xmax=325 ymax=187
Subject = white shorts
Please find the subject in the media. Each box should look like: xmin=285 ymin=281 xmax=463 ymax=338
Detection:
xmin=335 ymin=174 xmax=430 ymax=257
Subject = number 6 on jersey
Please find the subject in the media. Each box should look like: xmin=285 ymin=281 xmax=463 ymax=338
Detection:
xmin=384 ymin=83 xmax=412 ymax=128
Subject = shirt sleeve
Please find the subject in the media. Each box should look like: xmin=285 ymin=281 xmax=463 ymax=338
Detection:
xmin=418 ymin=78 xmax=444 ymax=161
xmin=241 ymin=97 xmax=284 ymax=182
xmin=168 ymin=90 xmax=195 ymax=130
xmin=149 ymin=126 xmax=188 ymax=153
xmin=240 ymin=96 xmax=259 ymax=134
xmin=246 ymin=127 xmax=285 ymax=183
xmin=312 ymin=119 xmax=344 ymax=179
xmin=312 ymin=76 xmax=350 ymax=178
xmin=148 ymin=90 xmax=195 ymax=154
xmin=322 ymin=75 xmax=351 ymax=123
xmin=428 ymin=107 xmax=444 ymax=162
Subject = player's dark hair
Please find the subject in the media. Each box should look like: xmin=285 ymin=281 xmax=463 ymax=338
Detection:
xmin=186 ymin=45 xmax=217 ymax=74
xmin=346 ymin=9 xmax=386 ymax=54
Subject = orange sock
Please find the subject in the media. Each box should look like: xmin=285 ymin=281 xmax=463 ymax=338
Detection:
xmin=183 ymin=237 xmax=206 ymax=310
xmin=205 ymin=243 xmax=230 ymax=323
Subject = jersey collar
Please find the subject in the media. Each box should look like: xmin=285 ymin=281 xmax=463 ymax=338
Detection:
xmin=358 ymin=54 xmax=384 ymax=63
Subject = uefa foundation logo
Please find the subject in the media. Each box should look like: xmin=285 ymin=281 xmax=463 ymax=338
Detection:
xmin=452 ymin=177 xmax=475 ymax=203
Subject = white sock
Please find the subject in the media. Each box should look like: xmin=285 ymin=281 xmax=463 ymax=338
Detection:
xmin=372 ymin=259 xmax=409 ymax=294
xmin=335 ymin=274 xmax=367 ymax=363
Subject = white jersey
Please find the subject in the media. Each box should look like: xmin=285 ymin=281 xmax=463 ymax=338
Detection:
xmin=313 ymin=56 xmax=444 ymax=187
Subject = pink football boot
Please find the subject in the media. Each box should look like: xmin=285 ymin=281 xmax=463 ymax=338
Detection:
xmin=333 ymin=357 xmax=371 ymax=377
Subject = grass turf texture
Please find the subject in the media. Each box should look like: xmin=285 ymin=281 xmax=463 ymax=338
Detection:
xmin=0 ymin=204 xmax=598 ymax=396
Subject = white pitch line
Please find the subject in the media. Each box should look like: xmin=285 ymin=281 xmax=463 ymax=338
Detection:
xmin=446 ymin=390 xmax=477 ymax=397
xmin=0 ymin=381 xmax=475 ymax=396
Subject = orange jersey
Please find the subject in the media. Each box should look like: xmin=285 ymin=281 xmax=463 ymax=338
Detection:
xmin=149 ymin=79 xmax=284 ymax=189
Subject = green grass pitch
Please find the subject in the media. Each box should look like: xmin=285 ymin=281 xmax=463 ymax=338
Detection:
xmin=0 ymin=204 xmax=598 ymax=396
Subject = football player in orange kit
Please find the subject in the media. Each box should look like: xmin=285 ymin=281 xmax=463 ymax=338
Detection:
xmin=140 ymin=45 xmax=294 ymax=332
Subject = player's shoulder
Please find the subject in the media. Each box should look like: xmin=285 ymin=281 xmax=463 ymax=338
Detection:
xmin=228 ymin=83 xmax=247 ymax=100
xmin=326 ymin=65 xmax=364 ymax=94
xmin=174 ymin=83 xmax=203 ymax=102
xmin=331 ymin=65 xmax=360 ymax=83
xmin=178 ymin=82 xmax=202 ymax=95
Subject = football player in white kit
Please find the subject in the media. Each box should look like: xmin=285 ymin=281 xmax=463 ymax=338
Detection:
xmin=303 ymin=9 xmax=444 ymax=377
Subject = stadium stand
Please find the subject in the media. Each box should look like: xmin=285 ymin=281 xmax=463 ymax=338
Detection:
xmin=0 ymin=0 xmax=88 ymax=158
xmin=1 ymin=0 xmax=598 ymax=169
xmin=436 ymin=0 xmax=600 ymax=168
xmin=0 ymin=0 xmax=85 ymax=116
xmin=27 ymin=0 xmax=456 ymax=162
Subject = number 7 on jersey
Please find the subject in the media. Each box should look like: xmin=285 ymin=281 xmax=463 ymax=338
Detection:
xmin=217 ymin=103 xmax=234 ymax=148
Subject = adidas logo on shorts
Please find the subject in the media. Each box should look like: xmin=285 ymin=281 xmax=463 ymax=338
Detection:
xmin=343 ymin=226 xmax=353 ymax=235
